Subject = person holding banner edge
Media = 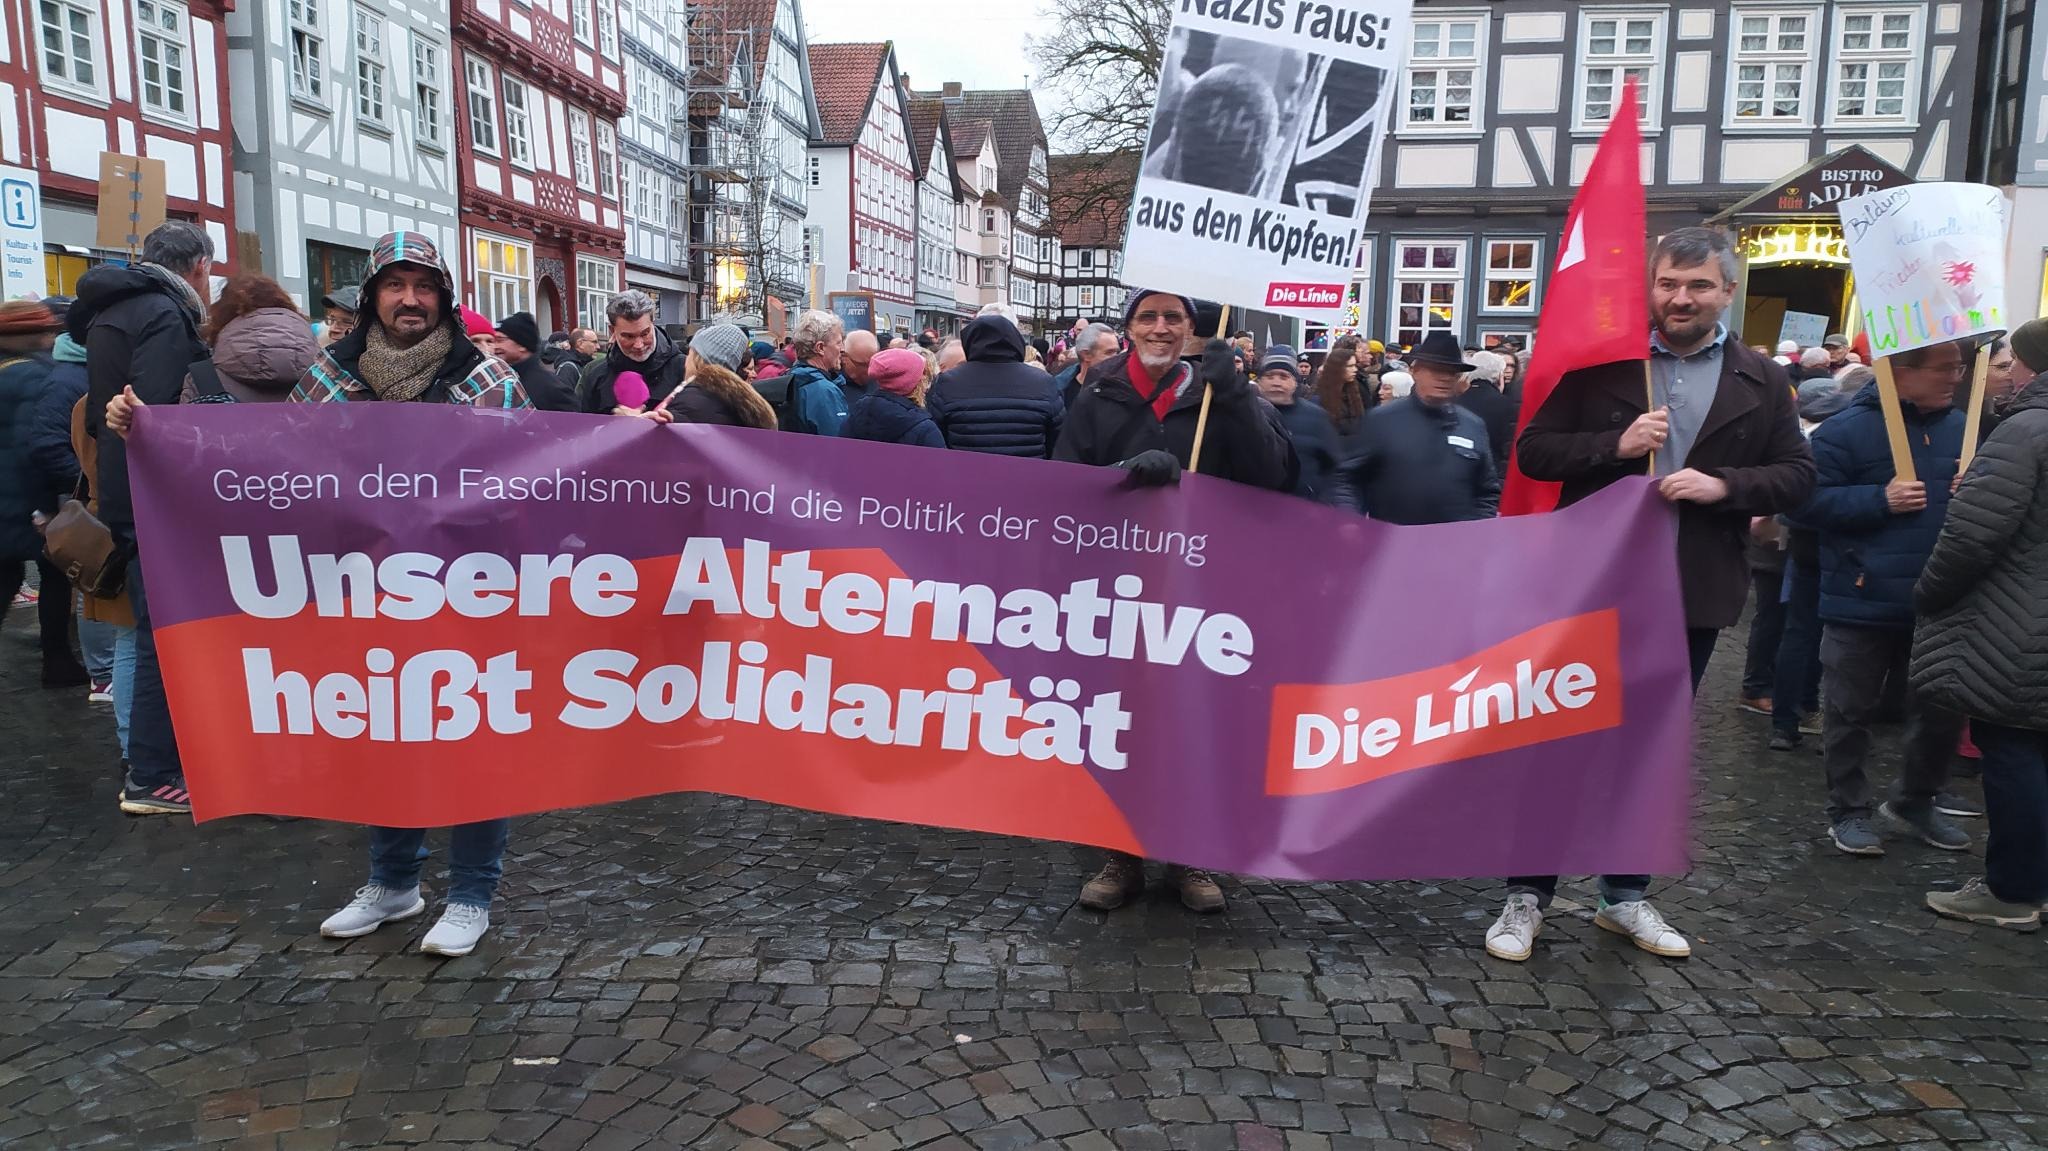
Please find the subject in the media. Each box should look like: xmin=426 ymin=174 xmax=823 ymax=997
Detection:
xmin=1489 ymin=227 xmax=1814 ymax=963
xmin=1056 ymin=287 xmax=1294 ymax=913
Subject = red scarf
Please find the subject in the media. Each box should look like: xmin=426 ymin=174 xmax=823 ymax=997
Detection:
xmin=1128 ymin=355 xmax=1178 ymax=422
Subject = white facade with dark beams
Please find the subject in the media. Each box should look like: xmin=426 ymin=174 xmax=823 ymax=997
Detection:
xmin=1338 ymin=0 xmax=1991 ymax=349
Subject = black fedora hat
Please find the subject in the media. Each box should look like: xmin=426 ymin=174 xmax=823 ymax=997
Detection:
xmin=1405 ymin=331 xmax=1477 ymax=373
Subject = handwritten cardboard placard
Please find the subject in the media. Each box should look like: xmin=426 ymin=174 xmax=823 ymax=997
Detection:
xmin=1838 ymin=182 xmax=2009 ymax=357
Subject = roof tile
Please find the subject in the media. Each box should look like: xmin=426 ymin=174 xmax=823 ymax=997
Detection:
xmin=807 ymin=42 xmax=889 ymax=147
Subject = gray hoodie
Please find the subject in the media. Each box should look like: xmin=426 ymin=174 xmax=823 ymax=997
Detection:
xmin=181 ymin=307 xmax=319 ymax=403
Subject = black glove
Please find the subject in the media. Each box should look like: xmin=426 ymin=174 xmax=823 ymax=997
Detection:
xmin=1120 ymin=449 xmax=1182 ymax=487
xmin=1199 ymin=339 xmax=1251 ymax=403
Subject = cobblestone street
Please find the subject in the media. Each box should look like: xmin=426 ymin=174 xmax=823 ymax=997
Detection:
xmin=2 ymin=615 xmax=2044 ymax=1151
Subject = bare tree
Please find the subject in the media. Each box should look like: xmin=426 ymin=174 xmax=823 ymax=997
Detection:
xmin=1028 ymin=0 xmax=1170 ymax=156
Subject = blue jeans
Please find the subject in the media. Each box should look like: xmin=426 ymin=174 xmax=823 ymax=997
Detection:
xmin=77 ymin=598 xmax=115 ymax=682
xmin=111 ymin=625 xmax=137 ymax=760
xmin=368 ymin=821 xmax=511 ymax=907
xmin=1977 ymin=722 xmax=2048 ymax=906
xmin=122 ymin=551 xmax=182 ymax=788
xmin=1509 ymin=627 xmax=1719 ymax=909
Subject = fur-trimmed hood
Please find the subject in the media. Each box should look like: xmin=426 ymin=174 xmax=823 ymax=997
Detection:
xmin=666 ymin=362 xmax=778 ymax=430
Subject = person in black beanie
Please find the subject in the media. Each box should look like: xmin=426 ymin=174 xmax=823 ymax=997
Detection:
xmin=1056 ymin=286 xmax=1295 ymax=916
xmin=495 ymin=312 xmax=577 ymax=411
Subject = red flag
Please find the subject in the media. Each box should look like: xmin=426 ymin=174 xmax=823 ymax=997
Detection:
xmin=1500 ymin=79 xmax=1648 ymax=516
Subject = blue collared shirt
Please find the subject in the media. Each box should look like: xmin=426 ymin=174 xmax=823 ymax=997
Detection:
xmin=1648 ymin=323 xmax=1727 ymax=475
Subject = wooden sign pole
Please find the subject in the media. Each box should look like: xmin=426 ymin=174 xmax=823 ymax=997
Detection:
xmin=1188 ymin=304 xmax=1230 ymax=473
xmin=1959 ymin=344 xmax=1989 ymax=472
xmin=1644 ymin=362 xmax=1658 ymax=475
xmin=1872 ymin=356 xmax=1918 ymax=483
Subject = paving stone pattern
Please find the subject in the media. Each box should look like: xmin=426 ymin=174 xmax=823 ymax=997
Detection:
xmin=2 ymin=616 xmax=2045 ymax=1150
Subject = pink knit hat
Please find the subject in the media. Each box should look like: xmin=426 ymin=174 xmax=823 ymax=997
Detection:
xmin=459 ymin=306 xmax=495 ymax=338
xmin=868 ymin=348 xmax=925 ymax=396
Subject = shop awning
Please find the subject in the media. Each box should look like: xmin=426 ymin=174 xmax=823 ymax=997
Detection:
xmin=1706 ymin=145 xmax=1914 ymax=225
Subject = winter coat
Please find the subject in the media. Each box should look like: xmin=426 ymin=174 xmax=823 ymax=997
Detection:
xmin=662 ymin=363 xmax=778 ymax=429
xmin=179 ymin=308 xmax=316 ymax=403
xmin=1455 ymin=378 xmax=1518 ymax=476
xmin=577 ymin=330 xmax=686 ymax=414
xmin=554 ymin=351 xmax=591 ymax=394
xmin=844 ymin=389 xmax=945 ymax=449
xmin=25 ymin=335 xmax=88 ymax=495
xmin=771 ymin=361 xmax=850 ymax=436
xmin=1794 ymin=383 xmax=1964 ymax=629
xmin=1345 ymin=394 xmax=1501 ymax=524
xmin=70 ymin=264 xmax=209 ymax=529
xmin=0 ymin=350 xmax=55 ymax=559
xmin=927 ymin=317 xmax=1066 ymax=458
xmin=1053 ymin=350 xmax=1295 ymax=491
xmin=1052 ymin=360 xmax=1084 ymax=410
xmin=1273 ymin=397 xmax=1343 ymax=505
xmin=1515 ymin=342 xmax=1815 ymax=628
xmin=512 ymin=353 xmax=579 ymax=412
xmin=1911 ymin=374 xmax=2048 ymax=731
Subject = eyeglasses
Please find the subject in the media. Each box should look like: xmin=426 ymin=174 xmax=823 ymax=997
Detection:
xmin=1133 ymin=311 xmax=1188 ymax=326
xmin=1901 ymin=361 xmax=1969 ymax=379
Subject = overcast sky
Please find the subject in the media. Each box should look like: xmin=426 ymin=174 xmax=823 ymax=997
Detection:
xmin=801 ymin=0 xmax=1043 ymax=93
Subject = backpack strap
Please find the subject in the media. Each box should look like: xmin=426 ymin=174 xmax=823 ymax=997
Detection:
xmin=187 ymin=359 xmax=227 ymax=399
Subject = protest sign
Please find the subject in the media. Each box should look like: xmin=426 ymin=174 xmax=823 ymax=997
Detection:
xmin=1838 ymin=182 xmax=2010 ymax=479
xmin=1838 ymin=182 xmax=2009 ymax=357
xmin=128 ymin=405 xmax=1692 ymax=882
xmin=1778 ymin=310 xmax=1828 ymax=351
xmin=1120 ymin=0 xmax=1410 ymax=323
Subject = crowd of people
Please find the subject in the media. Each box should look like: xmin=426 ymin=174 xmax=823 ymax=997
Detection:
xmin=3 ymin=220 xmax=2045 ymax=960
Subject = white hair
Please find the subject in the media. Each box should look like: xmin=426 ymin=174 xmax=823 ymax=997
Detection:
xmin=1799 ymin=346 xmax=1830 ymax=368
xmin=1383 ymin=370 xmax=1414 ymax=398
xmin=1467 ymin=350 xmax=1506 ymax=384
xmin=791 ymin=309 xmax=843 ymax=360
xmin=1776 ymin=339 xmax=1800 ymax=355
xmin=976 ymin=301 xmax=1018 ymax=324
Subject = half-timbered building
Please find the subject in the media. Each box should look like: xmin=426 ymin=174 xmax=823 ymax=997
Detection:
xmin=229 ymin=0 xmax=456 ymax=307
xmin=619 ymin=0 xmax=691 ymax=325
xmin=805 ymin=41 xmax=916 ymax=336
xmin=1987 ymin=0 xmax=2045 ymax=317
xmin=4 ymin=0 xmax=234 ymax=293
xmin=452 ymin=0 xmax=627 ymax=332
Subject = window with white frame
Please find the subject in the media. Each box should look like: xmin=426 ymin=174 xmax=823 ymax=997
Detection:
xmin=287 ymin=0 xmax=324 ymax=102
xmin=500 ymin=76 xmax=533 ymax=166
xmin=1391 ymin=239 xmax=1464 ymax=349
xmin=475 ymin=232 xmax=531 ymax=320
xmin=1405 ymin=16 xmax=1482 ymax=130
xmin=597 ymin=122 xmax=617 ymax=199
xmin=411 ymin=34 xmax=444 ymax=150
xmin=354 ymin=7 xmax=386 ymax=126
xmin=1577 ymin=12 xmax=1661 ymax=130
xmin=808 ymin=155 xmax=820 ymax=187
xmin=465 ymin=56 xmax=498 ymax=155
xmin=1831 ymin=7 xmax=1915 ymax=123
xmin=1079 ymin=285 xmax=1095 ymax=309
xmin=1483 ymin=239 xmax=1540 ymax=313
xmin=569 ymin=110 xmax=594 ymax=190
xmin=38 ymin=0 xmax=103 ymax=95
xmin=596 ymin=1 xmax=617 ymax=57
xmin=1341 ymin=239 xmax=1375 ymax=331
xmin=1728 ymin=9 xmax=1816 ymax=123
xmin=136 ymin=1 xmax=190 ymax=118
xmin=576 ymin=256 xmax=618 ymax=327
xmin=571 ymin=0 xmax=592 ymax=45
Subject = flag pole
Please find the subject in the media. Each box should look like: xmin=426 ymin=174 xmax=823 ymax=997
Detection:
xmin=1959 ymin=343 xmax=1989 ymax=472
xmin=1189 ymin=304 xmax=1230 ymax=473
xmin=1643 ymin=361 xmax=1657 ymax=475
xmin=1871 ymin=356 xmax=1918 ymax=482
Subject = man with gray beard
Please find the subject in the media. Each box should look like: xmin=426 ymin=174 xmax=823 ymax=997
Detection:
xmin=1054 ymin=287 xmax=1293 ymax=915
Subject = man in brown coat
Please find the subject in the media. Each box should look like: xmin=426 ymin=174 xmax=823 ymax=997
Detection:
xmin=1483 ymin=226 xmax=1815 ymax=965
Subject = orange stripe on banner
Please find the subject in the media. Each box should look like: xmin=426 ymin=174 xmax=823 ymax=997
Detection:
xmin=1264 ymin=610 xmax=1625 ymax=797
xmin=155 ymin=546 xmax=1144 ymax=852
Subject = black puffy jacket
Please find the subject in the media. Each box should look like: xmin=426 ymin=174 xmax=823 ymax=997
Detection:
xmin=1912 ymin=374 xmax=2048 ymax=731
xmin=926 ymin=316 xmax=1065 ymax=458
xmin=70 ymin=265 xmax=208 ymax=530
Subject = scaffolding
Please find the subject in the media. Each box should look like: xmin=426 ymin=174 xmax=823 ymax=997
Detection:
xmin=680 ymin=4 xmax=797 ymax=321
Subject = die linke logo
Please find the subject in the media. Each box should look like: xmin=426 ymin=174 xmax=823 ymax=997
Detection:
xmin=1266 ymin=282 xmax=1345 ymax=308
xmin=1264 ymin=610 xmax=1624 ymax=796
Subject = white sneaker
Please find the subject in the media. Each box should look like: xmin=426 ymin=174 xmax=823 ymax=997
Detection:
xmin=1594 ymin=899 xmax=1691 ymax=958
xmin=319 ymin=884 xmax=426 ymax=938
xmin=1485 ymin=893 xmax=1543 ymax=961
xmin=419 ymin=902 xmax=490 ymax=957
